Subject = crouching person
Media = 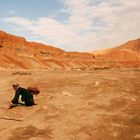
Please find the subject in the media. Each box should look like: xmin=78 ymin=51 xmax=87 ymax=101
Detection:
xmin=9 ymin=83 xmax=37 ymax=109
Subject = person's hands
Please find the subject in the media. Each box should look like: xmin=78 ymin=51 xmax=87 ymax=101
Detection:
xmin=8 ymin=102 xmax=16 ymax=109
xmin=8 ymin=102 xmax=12 ymax=109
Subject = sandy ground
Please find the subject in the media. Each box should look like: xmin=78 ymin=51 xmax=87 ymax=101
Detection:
xmin=0 ymin=68 xmax=139 ymax=140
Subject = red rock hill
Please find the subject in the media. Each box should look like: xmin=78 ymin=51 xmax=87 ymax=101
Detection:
xmin=0 ymin=31 xmax=95 ymax=70
xmin=0 ymin=31 xmax=140 ymax=70
xmin=92 ymin=39 xmax=140 ymax=68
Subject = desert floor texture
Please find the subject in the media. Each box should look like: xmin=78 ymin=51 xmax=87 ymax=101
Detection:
xmin=0 ymin=68 xmax=139 ymax=140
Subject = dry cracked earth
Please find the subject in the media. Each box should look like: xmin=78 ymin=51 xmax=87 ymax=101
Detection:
xmin=0 ymin=68 xmax=139 ymax=140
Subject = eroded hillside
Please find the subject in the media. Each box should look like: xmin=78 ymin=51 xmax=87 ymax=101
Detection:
xmin=0 ymin=31 xmax=140 ymax=70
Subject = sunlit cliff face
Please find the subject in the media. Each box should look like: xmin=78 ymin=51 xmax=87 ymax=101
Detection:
xmin=0 ymin=31 xmax=140 ymax=70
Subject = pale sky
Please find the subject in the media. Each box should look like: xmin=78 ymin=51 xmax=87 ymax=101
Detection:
xmin=0 ymin=0 xmax=140 ymax=52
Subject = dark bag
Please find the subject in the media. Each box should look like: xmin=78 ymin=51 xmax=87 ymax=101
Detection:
xmin=27 ymin=87 xmax=40 ymax=95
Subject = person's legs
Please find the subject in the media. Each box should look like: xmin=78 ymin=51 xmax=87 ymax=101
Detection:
xmin=9 ymin=103 xmax=18 ymax=109
xmin=25 ymin=98 xmax=36 ymax=106
xmin=9 ymin=102 xmax=25 ymax=109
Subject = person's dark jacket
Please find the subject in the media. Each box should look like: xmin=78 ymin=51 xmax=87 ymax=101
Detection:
xmin=11 ymin=87 xmax=36 ymax=106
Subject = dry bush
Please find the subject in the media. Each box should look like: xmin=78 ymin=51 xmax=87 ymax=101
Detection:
xmin=12 ymin=71 xmax=32 ymax=76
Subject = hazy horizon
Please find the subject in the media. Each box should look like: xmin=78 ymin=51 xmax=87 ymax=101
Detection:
xmin=0 ymin=0 xmax=140 ymax=52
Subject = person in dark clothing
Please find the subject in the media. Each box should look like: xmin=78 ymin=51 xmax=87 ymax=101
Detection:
xmin=9 ymin=83 xmax=36 ymax=108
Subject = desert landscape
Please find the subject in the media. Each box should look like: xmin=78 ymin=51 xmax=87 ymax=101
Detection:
xmin=0 ymin=31 xmax=140 ymax=140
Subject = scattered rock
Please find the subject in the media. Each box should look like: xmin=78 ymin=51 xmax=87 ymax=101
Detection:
xmin=43 ymin=106 xmax=47 ymax=109
xmin=12 ymin=71 xmax=32 ymax=75
xmin=134 ymin=134 xmax=140 ymax=139
xmin=131 ymin=98 xmax=136 ymax=102
xmin=60 ymin=90 xmax=73 ymax=96
xmin=112 ymin=132 xmax=118 ymax=137
xmin=94 ymin=81 xmax=100 ymax=87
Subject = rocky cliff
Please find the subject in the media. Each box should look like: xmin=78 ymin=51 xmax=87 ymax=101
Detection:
xmin=92 ymin=39 xmax=140 ymax=68
xmin=0 ymin=31 xmax=95 ymax=70
xmin=0 ymin=31 xmax=140 ymax=70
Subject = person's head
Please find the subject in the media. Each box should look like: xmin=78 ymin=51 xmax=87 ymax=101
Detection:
xmin=27 ymin=87 xmax=40 ymax=95
xmin=12 ymin=83 xmax=20 ymax=91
